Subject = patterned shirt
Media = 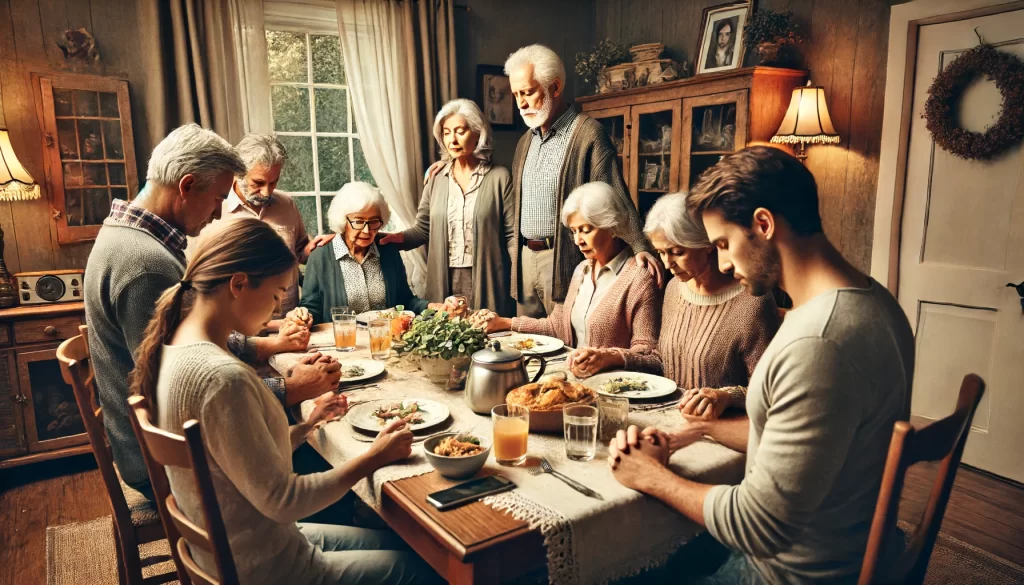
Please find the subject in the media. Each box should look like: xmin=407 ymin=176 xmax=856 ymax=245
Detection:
xmin=570 ymin=246 xmax=631 ymax=347
xmin=106 ymin=199 xmax=188 ymax=263
xmin=444 ymin=162 xmax=490 ymax=267
xmin=520 ymin=107 xmax=580 ymax=240
xmin=105 ymin=199 xmax=287 ymax=404
xmin=333 ymin=237 xmax=388 ymax=313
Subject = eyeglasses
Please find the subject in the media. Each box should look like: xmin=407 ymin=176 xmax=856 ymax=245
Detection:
xmin=347 ymin=218 xmax=384 ymax=231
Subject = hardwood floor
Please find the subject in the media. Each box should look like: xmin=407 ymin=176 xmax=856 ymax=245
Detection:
xmin=2 ymin=455 xmax=1022 ymax=585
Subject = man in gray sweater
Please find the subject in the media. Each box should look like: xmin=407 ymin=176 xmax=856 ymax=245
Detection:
xmin=86 ymin=124 xmax=340 ymax=499
xmin=608 ymin=146 xmax=914 ymax=584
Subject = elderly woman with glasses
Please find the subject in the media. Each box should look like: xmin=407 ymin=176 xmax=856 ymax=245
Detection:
xmin=484 ymin=182 xmax=662 ymax=378
xmin=300 ymin=182 xmax=448 ymax=325
xmin=645 ymin=193 xmax=779 ymax=444
xmin=379 ymin=99 xmax=516 ymax=316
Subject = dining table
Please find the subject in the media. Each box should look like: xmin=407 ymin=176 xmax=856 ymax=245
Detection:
xmin=272 ymin=324 xmax=746 ymax=585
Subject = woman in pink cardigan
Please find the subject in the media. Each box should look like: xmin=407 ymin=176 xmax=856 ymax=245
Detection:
xmin=485 ymin=182 xmax=662 ymax=378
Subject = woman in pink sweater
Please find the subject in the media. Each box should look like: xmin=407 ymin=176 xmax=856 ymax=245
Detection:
xmin=485 ymin=182 xmax=662 ymax=378
xmin=645 ymin=193 xmax=779 ymax=428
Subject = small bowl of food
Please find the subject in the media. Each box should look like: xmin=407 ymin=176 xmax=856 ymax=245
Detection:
xmin=423 ymin=432 xmax=492 ymax=479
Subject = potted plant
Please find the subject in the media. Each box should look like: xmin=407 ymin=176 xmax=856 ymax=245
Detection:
xmin=743 ymin=9 xmax=802 ymax=65
xmin=575 ymin=39 xmax=630 ymax=94
xmin=397 ymin=309 xmax=487 ymax=384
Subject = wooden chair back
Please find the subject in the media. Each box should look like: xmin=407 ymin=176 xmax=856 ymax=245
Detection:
xmin=858 ymin=374 xmax=985 ymax=585
xmin=57 ymin=326 xmax=150 ymax=582
xmin=128 ymin=394 xmax=239 ymax=585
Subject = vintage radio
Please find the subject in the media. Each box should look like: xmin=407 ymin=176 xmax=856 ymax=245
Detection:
xmin=14 ymin=270 xmax=84 ymax=305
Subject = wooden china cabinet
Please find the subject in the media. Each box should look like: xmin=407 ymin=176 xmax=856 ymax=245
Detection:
xmin=578 ymin=66 xmax=806 ymax=218
xmin=0 ymin=303 xmax=90 ymax=469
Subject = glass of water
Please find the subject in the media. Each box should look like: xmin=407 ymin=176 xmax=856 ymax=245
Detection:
xmin=597 ymin=395 xmax=629 ymax=444
xmin=563 ymin=404 xmax=598 ymax=462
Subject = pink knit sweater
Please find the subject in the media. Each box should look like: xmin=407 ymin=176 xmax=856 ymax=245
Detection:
xmin=511 ymin=255 xmax=663 ymax=374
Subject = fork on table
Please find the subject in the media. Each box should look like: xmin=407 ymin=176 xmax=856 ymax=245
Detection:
xmin=526 ymin=457 xmax=603 ymax=500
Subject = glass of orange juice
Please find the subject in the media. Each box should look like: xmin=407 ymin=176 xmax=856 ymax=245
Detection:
xmin=331 ymin=309 xmax=357 ymax=352
xmin=492 ymin=404 xmax=529 ymax=465
xmin=368 ymin=318 xmax=392 ymax=360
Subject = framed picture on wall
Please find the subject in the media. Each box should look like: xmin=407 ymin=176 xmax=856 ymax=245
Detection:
xmin=695 ymin=2 xmax=752 ymax=75
xmin=477 ymin=65 xmax=518 ymax=129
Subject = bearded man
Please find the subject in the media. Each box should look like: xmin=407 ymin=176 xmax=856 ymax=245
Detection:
xmin=504 ymin=44 xmax=661 ymax=317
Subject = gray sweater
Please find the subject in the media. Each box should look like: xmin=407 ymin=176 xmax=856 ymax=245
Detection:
xmin=157 ymin=343 xmax=347 ymax=585
xmin=85 ymin=223 xmax=187 ymax=489
xmin=703 ymin=280 xmax=914 ymax=584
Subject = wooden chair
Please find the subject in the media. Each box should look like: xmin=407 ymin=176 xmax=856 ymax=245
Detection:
xmin=858 ymin=374 xmax=985 ymax=585
xmin=56 ymin=326 xmax=170 ymax=585
xmin=128 ymin=394 xmax=239 ymax=585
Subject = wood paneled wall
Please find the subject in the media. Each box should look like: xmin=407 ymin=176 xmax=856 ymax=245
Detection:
xmin=595 ymin=0 xmax=891 ymax=272
xmin=0 ymin=0 xmax=148 ymax=273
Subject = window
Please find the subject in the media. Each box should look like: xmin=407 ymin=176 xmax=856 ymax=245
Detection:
xmin=266 ymin=30 xmax=375 ymax=238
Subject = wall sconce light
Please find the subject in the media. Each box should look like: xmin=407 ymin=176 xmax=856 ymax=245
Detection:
xmin=0 ymin=126 xmax=41 ymax=308
xmin=771 ymin=81 xmax=840 ymax=162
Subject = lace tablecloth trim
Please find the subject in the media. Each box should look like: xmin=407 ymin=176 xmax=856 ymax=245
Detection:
xmin=485 ymin=491 xmax=580 ymax=585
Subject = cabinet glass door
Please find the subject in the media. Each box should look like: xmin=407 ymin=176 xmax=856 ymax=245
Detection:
xmin=629 ymin=101 xmax=681 ymax=220
xmin=682 ymin=90 xmax=748 ymax=189
xmin=587 ymin=106 xmax=631 ymax=197
xmin=17 ymin=346 xmax=86 ymax=452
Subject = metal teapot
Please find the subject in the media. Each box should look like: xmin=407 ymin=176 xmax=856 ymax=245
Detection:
xmin=464 ymin=340 xmax=546 ymax=414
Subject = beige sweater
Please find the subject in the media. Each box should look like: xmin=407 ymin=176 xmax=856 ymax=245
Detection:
xmin=512 ymin=254 xmax=663 ymax=374
xmin=156 ymin=342 xmax=347 ymax=585
xmin=659 ymin=279 xmax=779 ymax=391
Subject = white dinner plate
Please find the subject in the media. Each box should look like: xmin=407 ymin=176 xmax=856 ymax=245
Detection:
xmin=356 ymin=309 xmax=415 ymax=326
xmin=346 ymin=398 xmax=450 ymax=433
xmin=268 ymin=354 xmax=384 ymax=383
xmin=583 ymin=371 xmax=678 ymax=400
xmin=491 ymin=333 xmax=565 ymax=355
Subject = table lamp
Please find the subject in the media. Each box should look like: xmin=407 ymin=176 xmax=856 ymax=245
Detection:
xmin=770 ymin=81 xmax=840 ymax=162
xmin=0 ymin=126 xmax=41 ymax=308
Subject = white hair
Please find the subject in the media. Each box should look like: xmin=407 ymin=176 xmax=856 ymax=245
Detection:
xmin=327 ymin=182 xmax=390 ymax=234
xmin=235 ymin=133 xmax=288 ymax=174
xmin=505 ymin=44 xmax=565 ymax=89
xmin=146 ymin=124 xmax=245 ymax=191
xmin=433 ymin=99 xmax=493 ymax=164
xmin=560 ymin=182 xmax=630 ymax=236
xmin=644 ymin=192 xmax=711 ymax=249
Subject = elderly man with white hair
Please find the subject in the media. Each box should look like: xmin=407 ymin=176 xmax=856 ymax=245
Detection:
xmin=194 ymin=133 xmax=334 ymax=321
xmin=485 ymin=182 xmax=662 ymax=377
xmin=506 ymin=44 xmax=660 ymax=318
xmin=86 ymin=124 xmax=333 ymax=502
xmin=381 ymin=99 xmax=516 ymax=316
xmin=301 ymin=182 xmax=452 ymax=324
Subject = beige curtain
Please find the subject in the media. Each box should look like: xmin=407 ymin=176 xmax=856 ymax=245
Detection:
xmin=136 ymin=0 xmax=261 ymax=149
xmin=335 ymin=0 xmax=457 ymax=294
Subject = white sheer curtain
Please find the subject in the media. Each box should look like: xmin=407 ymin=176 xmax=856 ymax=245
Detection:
xmin=335 ymin=0 xmax=457 ymax=295
xmin=229 ymin=0 xmax=273 ymax=133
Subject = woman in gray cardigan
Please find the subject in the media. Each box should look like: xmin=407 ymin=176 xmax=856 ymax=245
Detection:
xmin=379 ymin=99 xmax=517 ymax=317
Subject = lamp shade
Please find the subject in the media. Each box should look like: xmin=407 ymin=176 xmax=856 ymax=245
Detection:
xmin=0 ymin=128 xmax=40 ymax=201
xmin=771 ymin=83 xmax=840 ymax=146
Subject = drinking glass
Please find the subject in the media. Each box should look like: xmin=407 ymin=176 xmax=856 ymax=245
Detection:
xmin=597 ymin=395 xmax=630 ymax=445
xmin=563 ymin=404 xmax=598 ymax=462
xmin=492 ymin=404 xmax=529 ymax=465
xmin=368 ymin=318 xmax=392 ymax=360
xmin=331 ymin=310 xmax=357 ymax=352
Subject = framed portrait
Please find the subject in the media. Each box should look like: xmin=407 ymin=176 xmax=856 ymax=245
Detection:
xmin=477 ymin=65 xmax=518 ymax=130
xmin=695 ymin=2 xmax=752 ymax=75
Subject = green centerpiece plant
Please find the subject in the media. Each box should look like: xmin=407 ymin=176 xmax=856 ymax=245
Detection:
xmin=397 ymin=309 xmax=486 ymax=382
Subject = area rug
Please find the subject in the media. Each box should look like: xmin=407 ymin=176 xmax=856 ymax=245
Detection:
xmin=46 ymin=516 xmax=177 ymax=585
xmin=45 ymin=516 xmax=1024 ymax=585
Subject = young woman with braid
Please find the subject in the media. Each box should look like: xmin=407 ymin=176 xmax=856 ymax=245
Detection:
xmin=643 ymin=193 xmax=780 ymax=452
xmin=130 ymin=217 xmax=440 ymax=585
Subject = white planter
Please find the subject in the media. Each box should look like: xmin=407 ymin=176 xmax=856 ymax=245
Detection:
xmin=418 ymin=356 xmax=470 ymax=384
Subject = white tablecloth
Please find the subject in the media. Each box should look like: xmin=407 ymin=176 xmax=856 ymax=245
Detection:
xmin=284 ymin=329 xmax=745 ymax=585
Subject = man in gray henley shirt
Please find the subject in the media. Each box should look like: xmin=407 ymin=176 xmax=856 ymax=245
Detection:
xmin=608 ymin=146 xmax=914 ymax=584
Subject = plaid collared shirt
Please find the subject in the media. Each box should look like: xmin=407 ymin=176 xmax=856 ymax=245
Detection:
xmin=520 ymin=107 xmax=579 ymax=240
xmin=105 ymin=199 xmax=188 ymax=263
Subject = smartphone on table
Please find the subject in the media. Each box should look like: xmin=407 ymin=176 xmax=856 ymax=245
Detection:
xmin=426 ymin=475 xmax=516 ymax=511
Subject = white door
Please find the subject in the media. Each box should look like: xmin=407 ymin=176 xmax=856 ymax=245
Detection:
xmin=898 ymin=9 xmax=1024 ymax=482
